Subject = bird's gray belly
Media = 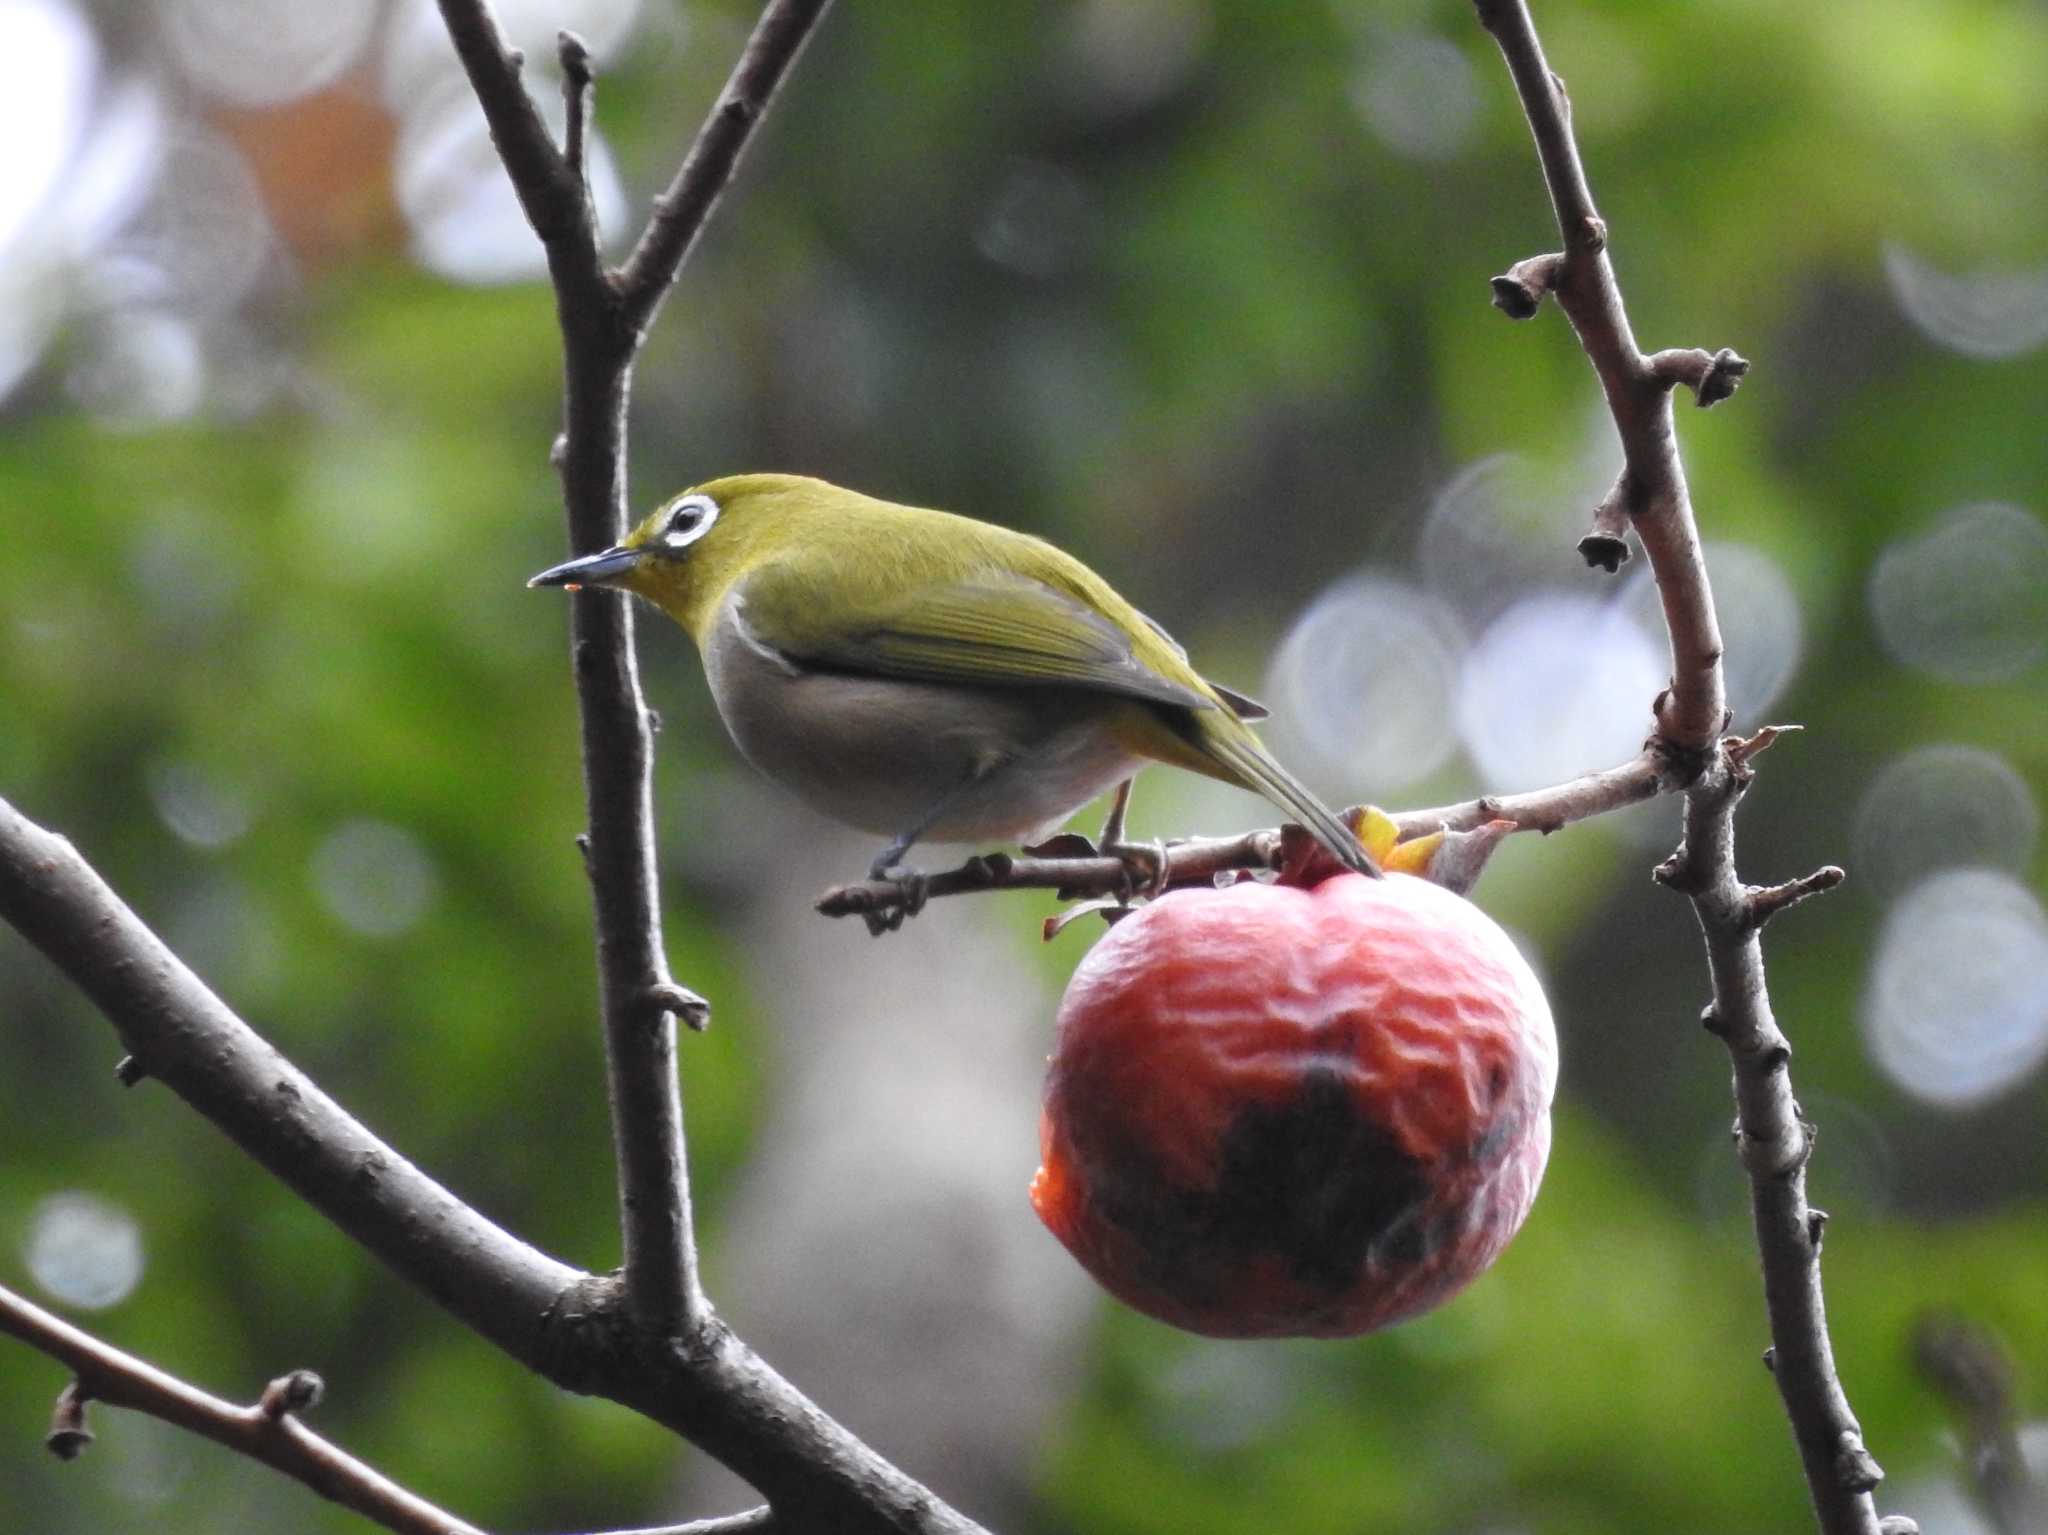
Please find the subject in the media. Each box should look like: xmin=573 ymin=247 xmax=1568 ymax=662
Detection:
xmin=701 ymin=600 xmax=1146 ymax=843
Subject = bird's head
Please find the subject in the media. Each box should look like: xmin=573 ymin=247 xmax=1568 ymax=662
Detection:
xmin=528 ymin=474 xmax=813 ymax=634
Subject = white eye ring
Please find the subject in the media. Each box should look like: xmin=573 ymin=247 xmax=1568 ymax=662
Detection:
xmin=658 ymin=493 xmax=719 ymax=552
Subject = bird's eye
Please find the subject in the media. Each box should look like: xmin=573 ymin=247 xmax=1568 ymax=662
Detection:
xmin=657 ymin=494 xmax=719 ymax=552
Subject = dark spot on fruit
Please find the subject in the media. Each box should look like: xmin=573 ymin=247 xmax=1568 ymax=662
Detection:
xmin=1079 ymin=1068 xmax=1431 ymax=1306
xmin=1207 ymin=1065 xmax=1428 ymax=1291
xmin=1487 ymin=1064 xmax=1508 ymax=1103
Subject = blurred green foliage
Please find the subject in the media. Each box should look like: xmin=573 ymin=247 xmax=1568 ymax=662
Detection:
xmin=3 ymin=2 xmax=2046 ymax=1533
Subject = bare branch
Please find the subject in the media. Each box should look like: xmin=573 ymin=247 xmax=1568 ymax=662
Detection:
xmin=616 ymin=0 xmax=834 ymax=335
xmin=0 ymin=795 xmax=987 ymax=1531
xmin=485 ymin=0 xmax=822 ymax=1340
xmin=817 ymin=832 xmax=1280 ymax=922
xmin=1473 ymin=0 xmax=1728 ymax=751
xmin=582 ymin=1512 xmax=775 ymax=1535
xmin=1490 ymin=251 xmax=1564 ymax=319
xmin=434 ymin=0 xmax=712 ymax=1336
xmin=1647 ymin=346 xmax=1752 ymax=407
xmin=1473 ymin=4 xmax=1889 ymax=1531
xmin=560 ymin=30 xmax=595 ymax=190
xmin=1578 ymin=472 xmax=1633 ymax=572
xmin=1 ymin=1282 xmax=480 ymax=1535
xmin=432 ymin=0 xmax=596 ymax=265
xmin=0 ymin=797 xmax=583 ymax=1340
xmin=1660 ymin=750 xmax=1880 ymax=1530
xmin=1746 ymin=866 xmax=1847 ymax=929
xmin=818 ymin=749 xmax=1676 ymax=925
xmin=1388 ymin=748 xmax=1677 ymax=832
xmin=422 ymin=0 xmax=689 ymax=1326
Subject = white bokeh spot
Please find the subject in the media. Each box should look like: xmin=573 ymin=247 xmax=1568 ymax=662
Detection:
xmin=1863 ymin=868 xmax=2048 ymax=1107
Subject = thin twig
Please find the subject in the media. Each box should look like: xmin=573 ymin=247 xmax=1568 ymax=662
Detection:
xmin=1473 ymin=0 xmax=1729 ymax=751
xmin=818 ymin=749 xmax=1673 ymax=923
xmin=1656 ymin=752 xmax=1881 ymax=1530
xmin=1578 ymin=472 xmax=1634 ymax=572
xmin=0 ymin=1282 xmax=479 ymax=1535
xmin=1473 ymin=3 xmax=1880 ymax=1531
xmin=1747 ymin=866 xmax=1847 ymax=929
xmin=582 ymin=1512 xmax=775 ymax=1535
xmin=434 ymin=0 xmax=812 ymax=1343
xmin=434 ymin=0 xmax=698 ymax=1338
xmin=561 ymin=31 xmax=595 ymax=190
xmin=441 ymin=0 xmax=826 ymax=1344
xmin=431 ymin=0 xmax=596 ymax=265
xmin=614 ymin=0 xmax=834 ymax=334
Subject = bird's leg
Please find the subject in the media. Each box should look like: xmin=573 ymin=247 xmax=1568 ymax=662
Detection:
xmin=863 ymin=832 xmax=929 ymax=937
xmin=864 ymin=774 xmax=993 ymax=936
xmin=1094 ymin=777 xmax=1169 ymax=901
xmin=1097 ymin=777 xmax=1134 ymax=849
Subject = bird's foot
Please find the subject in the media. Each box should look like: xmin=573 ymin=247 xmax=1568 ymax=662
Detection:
xmin=1090 ymin=779 xmax=1169 ymax=904
xmin=1101 ymin=837 xmax=1171 ymax=903
xmin=862 ymin=861 xmax=929 ymax=937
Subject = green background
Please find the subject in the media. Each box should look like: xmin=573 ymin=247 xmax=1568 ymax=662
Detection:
xmin=3 ymin=1 xmax=2045 ymax=1531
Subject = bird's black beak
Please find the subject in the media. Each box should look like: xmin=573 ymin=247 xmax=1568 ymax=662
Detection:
xmin=527 ymin=545 xmax=646 ymax=590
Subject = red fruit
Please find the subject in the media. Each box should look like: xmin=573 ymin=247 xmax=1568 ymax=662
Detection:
xmin=1032 ymin=871 xmax=1556 ymax=1338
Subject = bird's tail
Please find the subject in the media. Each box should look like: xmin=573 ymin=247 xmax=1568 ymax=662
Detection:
xmin=1198 ymin=722 xmax=1382 ymax=878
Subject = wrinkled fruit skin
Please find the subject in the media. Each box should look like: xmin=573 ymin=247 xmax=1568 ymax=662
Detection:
xmin=1033 ymin=872 xmax=1557 ymax=1338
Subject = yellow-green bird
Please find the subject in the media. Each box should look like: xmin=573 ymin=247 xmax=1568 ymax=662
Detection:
xmin=530 ymin=474 xmax=1377 ymax=903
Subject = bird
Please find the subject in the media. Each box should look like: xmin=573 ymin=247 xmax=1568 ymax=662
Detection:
xmin=529 ymin=474 xmax=1378 ymax=925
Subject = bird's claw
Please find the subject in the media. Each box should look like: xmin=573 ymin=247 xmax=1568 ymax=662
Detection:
xmin=1102 ymin=838 xmax=1170 ymax=903
xmin=861 ymin=865 xmax=928 ymax=938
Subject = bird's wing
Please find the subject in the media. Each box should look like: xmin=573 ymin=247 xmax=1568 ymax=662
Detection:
xmin=738 ymin=565 xmax=1217 ymax=712
xmin=1205 ymin=680 xmax=1270 ymax=721
xmin=1136 ymin=608 xmax=1269 ymax=720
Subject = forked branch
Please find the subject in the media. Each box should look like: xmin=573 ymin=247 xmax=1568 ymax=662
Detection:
xmin=0 ymin=1282 xmax=478 ymax=1535
xmin=432 ymin=0 xmax=830 ymax=1342
xmin=2 ymin=0 xmax=980 ymax=1526
xmin=1474 ymin=2 xmax=1885 ymax=1531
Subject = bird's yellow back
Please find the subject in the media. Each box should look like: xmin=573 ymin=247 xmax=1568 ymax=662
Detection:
xmin=620 ymin=474 xmax=1227 ymax=709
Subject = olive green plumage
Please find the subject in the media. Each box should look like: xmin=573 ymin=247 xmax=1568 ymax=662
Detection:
xmin=530 ymin=473 xmax=1376 ymax=882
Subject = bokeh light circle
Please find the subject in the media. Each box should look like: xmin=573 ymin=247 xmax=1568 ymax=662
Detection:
xmin=1883 ymin=240 xmax=2048 ymax=360
xmin=25 ymin=1192 xmax=145 ymax=1310
xmin=146 ymin=757 xmax=254 ymax=849
xmin=1863 ymin=868 xmax=2048 ymax=1107
xmin=1267 ymin=570 xmax=1466 ymax=791
xmin=1852 ymin=745 xmax=2039 ymax=902
xmin=66 ymin=308 xmax=206 ymax=424
xmin=1455 ymin=592 xmax=1664 ymax=789
xmin=1869 ymin=502 xmax=2048 ymax=684
xmin=381 ymin=0 xmax=647 ymax=115
xmin=158 ymin=0 xmax=378 ymax=110
xmin=1054 ymin=0 xmax=1212 ymax=117
xmin=1418 ymin=455 xmax=1587 ymax=627
xmin=395 ymin=89 xmax=627 ymax=283
xmin=0 ymin=0 xmax=96 ymax=251
xmin=1353 ymin=31 xmax=1480 ymax=162
xmin=311 ymin=819 xmax=439 ymax=938
xmin=112 ymin=125 xmax=274 ymax=319
xmin=976 ymin=160 xmax=1100 ymax=280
